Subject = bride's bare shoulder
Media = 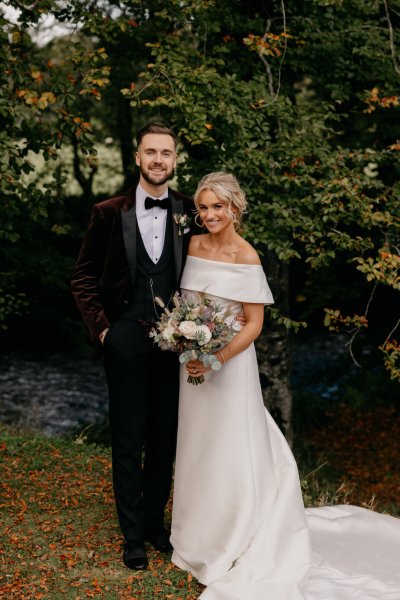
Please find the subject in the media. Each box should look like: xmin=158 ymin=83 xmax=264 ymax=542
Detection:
xmin=188 ymin=233 xmax=209 ymax=254
xmin=235 ymin=240 xmax=261 ymax=265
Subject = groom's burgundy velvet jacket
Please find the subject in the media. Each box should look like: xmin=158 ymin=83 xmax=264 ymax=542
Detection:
xmin=71 ymin=185 xmax=197 ymax=344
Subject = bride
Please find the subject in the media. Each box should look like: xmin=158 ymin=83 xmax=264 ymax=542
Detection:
xmin=170 ymin=172 xmax=400 ymax=600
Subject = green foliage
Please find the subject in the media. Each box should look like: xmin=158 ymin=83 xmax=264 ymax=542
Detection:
xmin=1 ymin=5 xmax=106 ymax=329
xmin=381 ymin=339 xmax=400 ymax=382
xmin=269 ymin=307 xmax=307 ymax=333
xmin=0 ymin=0 xmax=399 ymax=376
xmin=0 ymin=281 xmax=27 ymax=330
xmin=118 ymin=0 xmax=400 ymax=376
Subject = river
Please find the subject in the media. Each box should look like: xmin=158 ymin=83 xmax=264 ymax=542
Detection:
xmin=0 ymin=334 xmax=353 ymax=438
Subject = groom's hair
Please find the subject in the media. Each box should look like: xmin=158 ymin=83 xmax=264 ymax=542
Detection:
xmin=136 ymin=123 xmax=178 ymax=148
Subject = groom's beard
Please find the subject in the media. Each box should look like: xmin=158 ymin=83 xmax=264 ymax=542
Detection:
xmin=140 ymin=164 xmax=175 ymax=187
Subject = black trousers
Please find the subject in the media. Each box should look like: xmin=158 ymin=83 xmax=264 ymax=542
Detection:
xmin=103 ymin=318 xmax=179 ymax=543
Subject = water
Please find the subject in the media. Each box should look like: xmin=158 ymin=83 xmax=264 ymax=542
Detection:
xmin=0 ymin=352 xmax=108 ymax=437
xmin=0 ymin=334 xmax=356 ymax=438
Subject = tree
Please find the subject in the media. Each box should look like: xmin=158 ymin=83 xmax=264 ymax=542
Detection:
xmin=1 ymin=0 xmax=399 ymax=439
xmin=119 ymin=0 xmax=400 ymax=438
xmin=0 ymin=2 xmax=108 ymax=329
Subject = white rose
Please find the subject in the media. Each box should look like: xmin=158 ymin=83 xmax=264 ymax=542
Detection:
xmin=162 ymin=325 xmax=176 ymax=341
xmin=196 ymin=325 xmax=212 ymax=345
xmin=178 ymin=320 xmax=198 ymax=339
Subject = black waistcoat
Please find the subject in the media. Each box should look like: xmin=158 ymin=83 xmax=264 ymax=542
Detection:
xmin=121 ymin=210 xmax=176 ymax=321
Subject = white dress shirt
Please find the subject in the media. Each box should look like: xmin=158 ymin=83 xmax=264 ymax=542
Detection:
xmin=136 ymin=183 xmax=169 ymax=264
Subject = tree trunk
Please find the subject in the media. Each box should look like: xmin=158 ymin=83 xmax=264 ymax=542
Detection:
xmin=118 ymin=97 xmax=136 ymax=189
xmin=255 ymin=251 xmax=293 ymax=446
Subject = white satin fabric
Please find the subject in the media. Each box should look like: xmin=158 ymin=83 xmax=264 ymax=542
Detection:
xmin=171 ymin=256 xmax=400 ymax=600
xmin=180 ymin=255 xmax=275 ymax=306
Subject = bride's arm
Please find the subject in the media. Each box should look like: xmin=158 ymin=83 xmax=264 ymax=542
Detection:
xmin=186 ymin=302 xmax=264 ymax=376
xmin=217 ymin=302 xmax=264 ymax=364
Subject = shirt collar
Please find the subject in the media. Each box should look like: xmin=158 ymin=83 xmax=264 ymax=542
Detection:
xmin=136 ymin=182 xmax=169 ymax=208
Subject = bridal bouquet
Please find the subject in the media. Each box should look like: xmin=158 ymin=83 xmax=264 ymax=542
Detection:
xmin=150 ymin=293 xmax=237 ymax=385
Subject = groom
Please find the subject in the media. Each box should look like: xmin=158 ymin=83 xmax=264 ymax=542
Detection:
xmin=71 ymin=123 xmax=199 ymax=570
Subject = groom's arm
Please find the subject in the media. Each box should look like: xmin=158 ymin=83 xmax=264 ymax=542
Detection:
xmin=71 ymin=204 xmax=111 ymax=343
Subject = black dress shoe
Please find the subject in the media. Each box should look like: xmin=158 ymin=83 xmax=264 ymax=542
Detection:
xmin=145 ymin=527 xmax=173 ymax=553
xmin=123 ymin=542 xmax=148 ymax=570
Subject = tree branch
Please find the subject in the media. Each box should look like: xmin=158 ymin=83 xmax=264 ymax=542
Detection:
xmin=345 ymin=282 xmax=377 ymax=367
xmin=260 ymin=19 xmax=275 ymax=96
xmin=11 ymin=0 xmax=40 ymax=9
xmin=261 ymin=0 xmax=288 ymax=108
xmin=384 ymin=317 xmax=400 ymax=345
xmin=387 ymin=2 xmax=400 ymax=21
xmin=383 ymin=0 xmax=400 ymax=77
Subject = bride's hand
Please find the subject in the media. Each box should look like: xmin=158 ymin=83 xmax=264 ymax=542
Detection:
xmin=186 ymin=359 xmax=210 ymax=377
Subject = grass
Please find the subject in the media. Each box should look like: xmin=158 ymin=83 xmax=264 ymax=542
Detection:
xmin=1 ymin=402 xmax=399 ymax=599
xmin=0 ymin=428 xmax=203 ymax=600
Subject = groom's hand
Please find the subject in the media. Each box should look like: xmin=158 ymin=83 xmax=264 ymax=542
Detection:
xmin=99 ymin=328 xmax=109 ymax=344
xmin=236 ymin=311 xmax=246 ymax=327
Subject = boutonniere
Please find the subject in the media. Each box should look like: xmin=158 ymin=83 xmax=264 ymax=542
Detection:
xmin=173 ymin=213 xmax=191 ymax=236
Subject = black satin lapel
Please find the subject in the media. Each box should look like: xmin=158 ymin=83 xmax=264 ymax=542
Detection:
xmin=121 ymin=206 xmax=137 ymax=286
xmin=170 ymin=195 xmax=183 ymax=283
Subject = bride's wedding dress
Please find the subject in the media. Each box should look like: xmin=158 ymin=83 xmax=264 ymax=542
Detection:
xmin=171 ymin=256 xmax=400 ymax=600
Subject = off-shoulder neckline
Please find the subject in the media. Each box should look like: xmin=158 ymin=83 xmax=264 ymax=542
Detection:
xmin=187 ymin=255 xmax=262 ymax=268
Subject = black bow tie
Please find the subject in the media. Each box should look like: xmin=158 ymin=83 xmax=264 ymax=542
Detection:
xmin=144 ymin=196 xmax=171 ymax=210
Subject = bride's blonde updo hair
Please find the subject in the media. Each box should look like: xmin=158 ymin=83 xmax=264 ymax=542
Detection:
xmin=193 ymin=172 xmax=248 ymax=231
